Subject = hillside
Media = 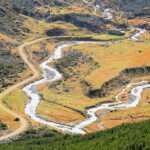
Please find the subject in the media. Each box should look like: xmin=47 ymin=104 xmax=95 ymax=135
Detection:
xmin=0 ymin=1 xmax=25 ymax=37
xmin=94 ymin=0 xmax=150 ymax=30
xmin=0 ymin=0 xmax=129 ymax=38
xmin=95 ymin=0 xmax=150 ymax=14
xmin=0 ymin=119 xmax=150 ymax=150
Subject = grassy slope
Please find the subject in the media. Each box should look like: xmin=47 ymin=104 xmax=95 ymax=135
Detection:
xmin=0 ymin=119 xmax=150 ymax=150
xmin=75 ymin=32 xmax=150 ymax=89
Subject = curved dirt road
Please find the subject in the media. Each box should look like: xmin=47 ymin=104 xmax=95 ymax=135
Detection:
xmin=0 ymin=37 xmax=49 ymax=142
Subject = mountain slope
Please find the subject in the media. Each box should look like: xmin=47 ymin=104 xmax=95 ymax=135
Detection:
xmin=0 ymin=1 xmax=25 ymax=37
xmin=95 ymin=0 xmax=150 ymax=13
xmin=0 ymin=119 xmax=150 ymax=150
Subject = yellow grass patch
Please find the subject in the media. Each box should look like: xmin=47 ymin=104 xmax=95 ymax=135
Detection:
xmin=102 ymin=118 xmax=147 ymax=129
xmin=84 ymin=121 xmax=101 ymax=133
xmin=68 ymin=32 xmax=150 ymax=89
xmin=0 ymin=109 xmax=20 ymax=130
xmin=37 ymin=100 xmax=85 ymax=126
xmin=2 ymin=89 xmax=27 ymax=114
xmin=101 ymin=105 xmax=150 ymax=121
xmin=139 ymin=89 xmax=150 ymax=106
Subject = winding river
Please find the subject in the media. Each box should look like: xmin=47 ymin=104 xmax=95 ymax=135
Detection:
xmin=23 ymin=0 xmax=147 ymax=134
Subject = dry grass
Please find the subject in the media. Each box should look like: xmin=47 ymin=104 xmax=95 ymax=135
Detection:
xmin=37 ymin=100 xmax=85 ymax=126
xmin=101 ymin=105 xmax=150 ymax=121
xmin=70 ymin=32 xmax=150 ymax=89
xmin=102 ymin=118 xmax=147 ymax=129
xmin=0 ymin=109 xmax=20 ymax=130
xmin=129 ymin=17 xmax=150 ymax=28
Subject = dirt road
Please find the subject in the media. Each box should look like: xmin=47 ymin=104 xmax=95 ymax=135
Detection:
xmin=0 ymin=37 xmax=49 ymax=142
xmin=0 ymin=36 xmax=91 ymax=141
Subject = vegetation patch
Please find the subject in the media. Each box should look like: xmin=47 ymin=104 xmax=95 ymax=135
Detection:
xmin=0 ymin=40 xmax=25 ymax=92
xmin=53 ymin=49 xmax=99 ymax=80
xmin=46 ymin=28 xmax=66 ymax=36
xmin=47 ymin=13 xmax=128 ymax=33
xmin=0 ymin=121 xmax=8 ymax=131
xmin=95 ymin=0 xmax=150 ymax=15
xmin=1 ymin=119 xmax=150 ymax=149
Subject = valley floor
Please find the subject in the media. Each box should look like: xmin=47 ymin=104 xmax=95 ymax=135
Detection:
xmin=0 ymin=0 xmax=150 ymax=144
xmin=0 ymin=29 xmax=150 ymax=140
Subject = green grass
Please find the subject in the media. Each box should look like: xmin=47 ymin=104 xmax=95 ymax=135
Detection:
xmin=0 ymin=119 xmax=150 ymax=150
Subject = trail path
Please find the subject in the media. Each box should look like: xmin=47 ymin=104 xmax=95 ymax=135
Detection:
xmin=0 ymin=37 xmax=49 ymax=142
